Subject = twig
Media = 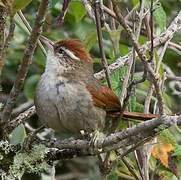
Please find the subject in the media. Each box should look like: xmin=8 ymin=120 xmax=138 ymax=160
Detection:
xmin=143 ymin=0 xmax=159 ymax=17
xmin=131 ymin=0 xmax=146 ymax=97
xmin=156 ymin=41 xmax=170 ymax=74
xmin=166 ymin=75 xmax=181 ymax=81
xmin=102 ymin=4 xmax=116 ymax=19
xmin=144 ymin=7 xmax=154 ymax=114
xmin=119 ymin=59 xmax=132 ymax=105
xmin=116 ymin=149 xmax=142 ymax=180
xmin=12 ymin=100 xmax=34 ymax=116
xmin=149 ymin=0 xmax=154 ymax=63
xmin=121 ymin=0 xmax=146 ymax=105
xmin=17 ymin=11 xmax=47 ymax=56
xmin=24 ymin=122 xmax=45 ymax=140
xmin=108 ymin=0 xmax=119 ymax=55
xmin=108 ymin=0 xmax=115 ymax=30
xmin=111 ymin=0 xmax=165 ymax=115
xmin=82 ymin=0 xmax=110 ymax=31
xmin=1 ymin=0 xmax=49 ymax=130
xmin=0 ymin=0 xmax=15 ymax=75
xmin=109 ymin=134 xmax=157 ymax=175
xmin=53 ymin=0 xmax=71 ymax=27
xmin=103 ymin=4 xmax=138 ymax=21
xmin=168 ymin=41 xmax=181 ymax=51
xmin=150 ymin=162 xmax=161 ymax=180
xmin=94 ymin=11 xmax=181 ymax=80
xmin=0 ymin=4 xmax=7 ymax=55
xmin=93 ymin=0 xmax=112 ymax=89
xmin=130 ymin=10 xmax=136 ymax=88
xmin=33 ymin=115 xmax=179 ymax=155
xmin=82 ymin=0 xmax=95 ymax=22
xmin=1 ymin=114 xmax=181 ymax=166
xmin=8 ymin=106 xmax=36 ymax=133
xmin=134 ymin=151 xmax=144 ymax=180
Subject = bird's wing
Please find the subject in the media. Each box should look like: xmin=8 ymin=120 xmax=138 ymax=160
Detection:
xmin=86 ymin=85 xmax=121 ymax=112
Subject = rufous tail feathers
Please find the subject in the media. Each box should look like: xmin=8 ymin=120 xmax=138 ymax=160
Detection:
xmin=123 ymin=111 xmax=157 ymax=120
xmin=106 ymin=111 xmax=158 ymax=120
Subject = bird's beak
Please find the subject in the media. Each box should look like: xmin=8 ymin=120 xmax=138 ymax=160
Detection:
xmin=40 ymin=36 xmax=54 ymax=52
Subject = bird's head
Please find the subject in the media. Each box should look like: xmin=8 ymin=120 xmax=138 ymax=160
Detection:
xmin=40 ymin=36 xmax=92 ymax=73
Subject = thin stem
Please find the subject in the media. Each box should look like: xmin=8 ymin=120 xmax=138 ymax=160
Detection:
xmin=93 ymin=0 xmax=112 ymax=89
xmin=149 ymin=0 xmax=154 ymax=62
xmin=0 ymin=4 xmax=7 ymax=55
xmin=1 ymin=0 xmax=49 ymax=132
xmin=110 ymin=0 xmax=165 ymax=115
xmin=0 ymin=0 xmax=15 ymax=75
xmin=18 ymin=11 xmax=47 ymax=56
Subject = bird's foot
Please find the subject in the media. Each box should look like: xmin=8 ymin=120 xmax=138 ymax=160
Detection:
xmin=80 ymin=129 xmax=90 ymax=140
xmin=89 ymin=130 xmax=105 ymax=151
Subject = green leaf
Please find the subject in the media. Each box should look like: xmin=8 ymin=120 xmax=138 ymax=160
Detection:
xmin=134 ymin=75 xmax=142 ymax=80
xmin=138 ymin=35 xmax=148 ymax=45
xmin=13 ymin=0 xmax=32 ymax=15
xmin=153 ymin=2 xmax=166 ymax=33
xmin=119 ymin=44 xmax=130 ymax=56
xmin=83 ymin=30 xmax=97 ymax=52
xmin=108 ymin=173 xmax=118 ymax=180
xmin=109 ymin=29 xmax=122 ymax=42
xmin=109 ymin=48 xmax=115 ymax=59
xmin=172 ymin=145 xmax=181 ymax=156
xmin=135 ymin=102 xmax=144 ymax=113
xmin=129 ymin=96 xmax=136 ymax=112
xmin=163 ymin=92 xmax=171 ymax=108
xmin=154 ymin=49 xmax=164 ymax=78
xmin=169 ymin=126 xmax=181 ymax=145
xmin=120 ymin=66 xmax=128 ymax=79
xmin=24 ymin=74 xmax=40 ymax=99
xmin=69 ymin=1 xmax=86 ymax=22
xmin=133 ymin=0 xmax=139 ymax=6
xmin=149 ymin=156 xmax=157 ymax=171
xmin=9 ymin=124 xmax=26 ymax=145
xmin=158 ymin=129 xmax=177 ymax=147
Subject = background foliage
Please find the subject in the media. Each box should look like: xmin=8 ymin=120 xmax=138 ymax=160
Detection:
xmin=0 ymin=0 xmax=181 ymax=179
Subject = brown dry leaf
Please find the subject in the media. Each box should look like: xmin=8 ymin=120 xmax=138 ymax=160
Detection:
xmin=152 ymin=143 xmax=175 ymax=168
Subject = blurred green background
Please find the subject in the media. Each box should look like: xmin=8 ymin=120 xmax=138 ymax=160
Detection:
xmin=1 ymin=0 xmax=181 ymax=179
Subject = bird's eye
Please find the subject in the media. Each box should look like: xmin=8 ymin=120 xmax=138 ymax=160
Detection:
xmin=59 ymin=48 xmax=65 ymax=54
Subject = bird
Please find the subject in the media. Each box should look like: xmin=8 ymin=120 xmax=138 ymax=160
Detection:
xmin=34 ymin=37 xmax=157 ymax=135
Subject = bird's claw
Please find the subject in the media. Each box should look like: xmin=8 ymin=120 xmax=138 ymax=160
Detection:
xmin=89 ymin=130 xmax=105 ymax=150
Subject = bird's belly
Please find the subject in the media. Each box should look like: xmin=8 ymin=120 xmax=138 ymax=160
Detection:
xmin=35 ymin=76 xmax=106 ymax=134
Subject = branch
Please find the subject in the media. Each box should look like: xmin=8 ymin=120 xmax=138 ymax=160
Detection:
xmin=92 ymin=0 xmax=112 ymax=89
xmin=1 ymin=0 xmax=49 ymax=126
xmin=0 ymin=4 xmax=7 ymax=55
xmin=94 ymin=11 xmax=181 ymax=80
xmin=17 ymin=11 xmax=47 ymax=56
xmin=8 ymin=106 xmax=36 ymax=133
xmin=82 ymin=0 xmax=95 ymax=22
xmin=40 ymin=116 xmax=164 ymax=151
xmin=0 ymin=1 xmax=15 ymax=75
xmin=4 ymin=114 xmax=180 ymax=164
xmin=53 ymin=0 xmax=71 ymax=27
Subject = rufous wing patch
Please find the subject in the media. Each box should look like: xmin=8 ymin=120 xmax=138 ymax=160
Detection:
xmin=86 ymin=85 xmax=121 ymax=112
